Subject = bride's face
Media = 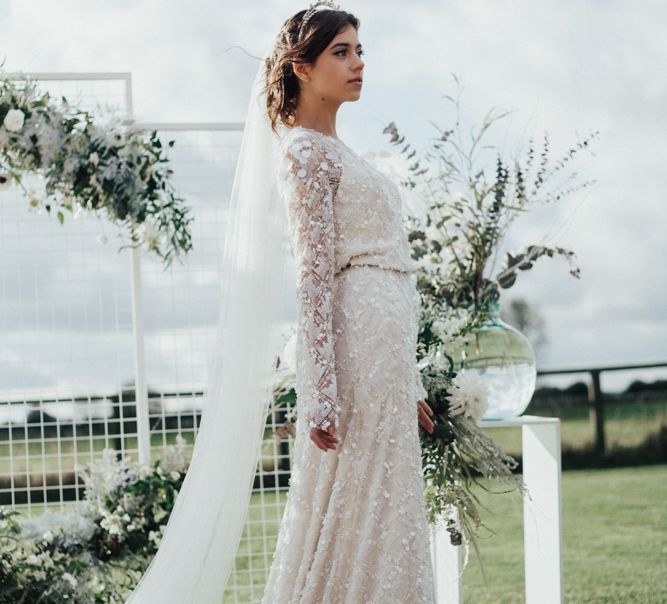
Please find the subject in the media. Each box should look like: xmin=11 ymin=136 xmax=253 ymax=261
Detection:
xmin=304 ymin=25 xmax=365 ymax=102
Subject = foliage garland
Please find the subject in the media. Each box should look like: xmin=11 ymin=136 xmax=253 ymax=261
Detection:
xmin=0 ymin=60 xmax=193 ymax=269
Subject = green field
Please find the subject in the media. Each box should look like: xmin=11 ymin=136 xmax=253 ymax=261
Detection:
xmin=480 ymin=399 xmax=666 ymax=466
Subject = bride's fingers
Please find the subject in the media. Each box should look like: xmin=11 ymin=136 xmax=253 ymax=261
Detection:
xmin=313 ymin=435 xmax=332 ymax=452
xmin=417 ymin=407 xmax=435 ymax=432
xmin=312 ymin=430 xmax=337 ymax=450
xmin=311 ymin=436 xmax=326 ymax=452
xmin=418 ymin=399 xmax=434 ymax=416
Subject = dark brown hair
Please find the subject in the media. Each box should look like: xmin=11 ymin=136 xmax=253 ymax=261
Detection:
xmin=262 ymin=8 xmax=360 ymax=135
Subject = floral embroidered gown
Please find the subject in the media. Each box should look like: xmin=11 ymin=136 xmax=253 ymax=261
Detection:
xmin=260 ymin=125 xmax=435 ymax=604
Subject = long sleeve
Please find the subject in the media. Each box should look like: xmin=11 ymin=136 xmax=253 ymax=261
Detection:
xmin=279 ymin=133 xmax=342 ymax=432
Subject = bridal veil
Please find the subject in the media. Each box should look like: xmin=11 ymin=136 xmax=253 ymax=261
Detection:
xmin=125 ymin=42 xmax=291 ymax=603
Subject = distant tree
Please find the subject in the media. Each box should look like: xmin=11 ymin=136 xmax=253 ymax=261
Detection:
xmin=503 ymin=297 xmax=547 ymax=355
xmin=563 ymin=381 xmax=589 ymax=397
xmin=626 ymin=379 xmax=667 ymax=394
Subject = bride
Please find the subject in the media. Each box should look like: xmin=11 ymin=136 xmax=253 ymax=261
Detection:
xmin=125 ymin=2 xmax=436 ymax=603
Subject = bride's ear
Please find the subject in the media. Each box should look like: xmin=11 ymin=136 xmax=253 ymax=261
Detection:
xmin=292 ymin=60 xmax=311 ymax=83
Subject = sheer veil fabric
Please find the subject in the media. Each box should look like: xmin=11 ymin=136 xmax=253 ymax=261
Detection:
xmin=125 ymin=46 xmax=293 ymax=603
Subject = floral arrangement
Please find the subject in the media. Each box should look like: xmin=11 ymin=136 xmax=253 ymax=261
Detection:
xmin=0 ymin=60 xmax=193 ymax=269
xmin=268 ymin=75 xmax=598 ymax=579
xmin=387 ymin=75 xmax=597 ymax=577
xmin=0 ymin=437 xmax=191 ymax=603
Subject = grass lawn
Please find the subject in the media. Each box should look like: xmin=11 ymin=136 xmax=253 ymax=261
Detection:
xmin=233 ymin=464 xmax=667 ymax=603
xmin=461 ymin=464 xmax=666 ymax=603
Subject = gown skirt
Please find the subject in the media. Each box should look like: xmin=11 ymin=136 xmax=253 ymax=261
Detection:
xmin=260 ymin=263 xmax=436 ymax=604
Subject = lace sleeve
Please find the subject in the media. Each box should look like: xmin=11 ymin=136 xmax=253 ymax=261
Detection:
xmin=279 ymin=132 xmax=343 ymax=432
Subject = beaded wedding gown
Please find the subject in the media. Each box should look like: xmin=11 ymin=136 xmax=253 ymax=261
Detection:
xmin=260 ymin=125 xmax=435 ymax=603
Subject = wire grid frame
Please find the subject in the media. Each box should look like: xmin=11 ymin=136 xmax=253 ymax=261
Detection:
xmin=0 ymin=73 xmax=138 ymax=514
xmin=0 ymin=72 xmax=296 ymax=600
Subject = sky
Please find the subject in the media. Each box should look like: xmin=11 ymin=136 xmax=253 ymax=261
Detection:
xmin=1 ymin=0 xmax=665 ymax=405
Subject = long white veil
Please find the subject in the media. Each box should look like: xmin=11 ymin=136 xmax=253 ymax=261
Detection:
xmin=125 ymin=43 xmax=291 ymax=603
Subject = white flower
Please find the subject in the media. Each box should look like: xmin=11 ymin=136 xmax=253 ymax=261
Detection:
xmin=42 ymin=530 xmax=55 ymax=543
xmin=26 ymin=553 xmax=40 ymax=565
xmin=3 ymin=108 xmax=25 ymax=132
xmin=446 ymin=371 xmax=489 ymax=421
xmin=100 ymin=510 xmax=125 ymax=537
xmin=153 ymin=506 xmax=168 ymax=523
xmin=148 ymin=524 xmax=166 ymax=548
xmin=88 ymin=152 xmax=99 ymax=166
xmin=431 ymin=320 xmax=448 ymax=340
xmin=62 ymin=572 xmax=78 ymax=587
xmin=0 ymin=173 xmax=11 ymax=190
xmin=169 ymin=470 xmax=180 ymax=481
xmin=111 ymin=130 xmax=126 ymax=147
xmin=27 ymin=191 xmax=42 ymax=208
xmin=431 ymin=313 xmax=471 ymax=351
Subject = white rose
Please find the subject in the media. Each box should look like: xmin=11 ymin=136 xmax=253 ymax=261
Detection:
xmin=42 ymin=530 xmax=55 ymax=543
xmin=88 ymin=152 xmax=99 ymax=166
xmin=62 ymin=572 xmax=78 ymax=587
xmin=3 ymin=108 xmax=25 ymax=132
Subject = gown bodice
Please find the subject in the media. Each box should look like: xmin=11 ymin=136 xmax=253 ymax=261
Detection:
xmin=275 ymin=125 xmax=427 ymax=433
xmin=277 ymin=125 xmax=420 ymax=276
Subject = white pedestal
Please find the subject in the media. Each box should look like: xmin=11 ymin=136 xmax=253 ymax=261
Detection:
xmin=429 ymin=415 xmax=563 ymax=604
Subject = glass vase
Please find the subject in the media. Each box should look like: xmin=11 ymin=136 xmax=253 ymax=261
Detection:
xmin=449 ymin=301 xmax=536 ymax=419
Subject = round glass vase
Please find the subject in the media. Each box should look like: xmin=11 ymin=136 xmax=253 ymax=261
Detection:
xmin=449 ymin=301 xmax=536 ymax=420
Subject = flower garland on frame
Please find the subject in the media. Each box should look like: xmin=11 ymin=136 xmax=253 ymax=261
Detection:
xmin=0 ymin=60 xmax=193 ymax=269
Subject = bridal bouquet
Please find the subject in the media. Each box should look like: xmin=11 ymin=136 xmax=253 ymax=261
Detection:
xmin=0 ymin=60 xmax=193 ymax=269
xmin=379 ymin=74 xmax=598 ymax=575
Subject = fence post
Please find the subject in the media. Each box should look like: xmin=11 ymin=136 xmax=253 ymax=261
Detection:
xmin=588 ymin=370 xmax=605 ymax=454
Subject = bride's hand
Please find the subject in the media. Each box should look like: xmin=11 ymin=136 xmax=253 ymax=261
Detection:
xmin=417 ymin=399 xmax=435 ymax=434
xmin=310 ymin=425 xmax=339 ymax=452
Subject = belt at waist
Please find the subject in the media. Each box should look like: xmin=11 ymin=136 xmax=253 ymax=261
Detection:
xmin=335 ymin=261 xmax=414 ymax=276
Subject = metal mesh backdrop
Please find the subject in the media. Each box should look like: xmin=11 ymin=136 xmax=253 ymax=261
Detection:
xmin=0 ymin=72 xmax=296 ymax=602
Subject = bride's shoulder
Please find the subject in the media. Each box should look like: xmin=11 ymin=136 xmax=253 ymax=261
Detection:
xmin=278 ymin=125 xmax=338 ymax=156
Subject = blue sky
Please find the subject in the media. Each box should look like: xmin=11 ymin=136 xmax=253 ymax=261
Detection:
xmin=1 ymin=0 xmax=665 ymax=396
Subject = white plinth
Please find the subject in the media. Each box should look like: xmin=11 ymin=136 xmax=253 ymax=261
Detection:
xmin=429 ymin=415 xmax=563 ymax=604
